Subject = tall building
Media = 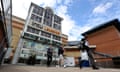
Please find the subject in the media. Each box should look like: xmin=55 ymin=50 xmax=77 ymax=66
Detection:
xmin=13 ymin=2 xmax=65 ymax=64
xmin=0 ymin=0 xmax=12 ymax=64
xmin=82 ymin=19 xmax=120 ymax=68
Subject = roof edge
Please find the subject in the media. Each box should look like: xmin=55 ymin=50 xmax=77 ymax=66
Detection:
xmin=82 ymin=19 xmax=119 ymax=36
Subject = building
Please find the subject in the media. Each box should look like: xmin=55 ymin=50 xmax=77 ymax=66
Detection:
xmin=8 ymin=16 xmax=25 ymax=63
xmin=64 ymin=41 xmax=96 ymax=66
xmin=64 ymin=41 xmax=80 ymax=66
xmin=0 ymin=0 xmax=12 ymax=64
xmin=61 ymin=34 xmax=68 ymax=46
xmin=82 ymin=19 xmax=120 ymax=68
xmin=12 ymin=2 xmax=68 ymax=64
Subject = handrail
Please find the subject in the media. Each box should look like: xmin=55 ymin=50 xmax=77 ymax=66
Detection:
xmin=93 ymin=51 xmax=113 ymax=58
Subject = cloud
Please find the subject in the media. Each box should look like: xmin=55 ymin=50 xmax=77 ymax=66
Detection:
xmin=12 ymin=0 xmax=62 ymax=19
xmin=13 ymin=0 xmax=80 ymax=41
xmin=93 ymin=2 xmax=113 ymax=14
xmin=12 ymin=0 xmax=119 ymax=41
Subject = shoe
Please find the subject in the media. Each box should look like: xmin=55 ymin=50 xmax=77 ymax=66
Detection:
xmin=93 ymin=67 xmax=99 ymax=70
xmin=56 ymin=65 xmax=60 ymax=67
xmin=64 ymin=65 xmax=66 ymax=68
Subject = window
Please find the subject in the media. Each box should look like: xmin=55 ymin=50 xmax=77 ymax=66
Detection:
xmin=24 ymin=33 xmax=38 ymax=40
xmin=44 ymin=12 xmax=52 ymax=20
xmin=33 ymin=6 xmax=43 ymax=16
xmin=32 ymin=22 xmax=43 ymax=29
xmin=27 ymin=27 xmax=39 ymax=34
xmin=54 ymin=15 xmax=62 ymax=24
xmin=53 ymin=35 xmax=61 ymax=41
xmin=40 ymin=37 xmax=51 ymax=44
xmin=53 ymin=24 xmax=61 ymax=30
xmin=31 ymin=14 xmax=42 ymax=23
xmin=41 ymin=31 xmax=51 ymax=38
xmin=52 ymin=41 xmax=61 ymax=46
xmin=43 ymin=19 xmax=52 ymax=27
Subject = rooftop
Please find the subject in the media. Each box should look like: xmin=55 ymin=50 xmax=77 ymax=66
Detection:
xmin=67 ymin=41 xmax=80 ymax=46
xmin=82 ymin=19 xmax=120 ymax=36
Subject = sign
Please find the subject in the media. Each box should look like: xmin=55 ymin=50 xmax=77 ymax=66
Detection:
xmin=44 ymin=26 xmax=60 ymax=35
xmin=64 ymin=57 xmax=75 ymax=66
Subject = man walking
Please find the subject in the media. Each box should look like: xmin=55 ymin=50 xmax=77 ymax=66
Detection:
xmin=57 ymin=46 xmax=64 ymax=67
xmin=47 ymin=45 xmax=53 ymax=67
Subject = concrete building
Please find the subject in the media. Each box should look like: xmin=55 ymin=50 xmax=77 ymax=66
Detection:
xmin=0 ymin=0 xmax=12 ymax=64
xmin=12 ymin=2 xmax=68 ymax=64
xmin=82 ymin=19 xmax=120 ymax=68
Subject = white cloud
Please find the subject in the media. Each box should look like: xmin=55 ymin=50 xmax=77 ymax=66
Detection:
xmin=64 ymin=0 xmax=73 ymax=5
xmin=93 ymin=2 xmax=113 ymax=14
xmin=13 ymin=0 xmax=81 ymax=41
xmin=12 ymin=0 xmax=62 ymax=19
xmin=12 ymin=0 xmax=120 ymax=41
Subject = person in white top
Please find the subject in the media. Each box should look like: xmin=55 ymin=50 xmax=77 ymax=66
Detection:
xmin=79 ymin=38 xmax=99 ymax=69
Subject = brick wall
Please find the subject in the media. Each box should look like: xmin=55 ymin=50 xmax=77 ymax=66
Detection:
xmin=86 ymin=25 xmax=120 ymax=68
xmin=87 ymin=26 xmax=120 ymax=56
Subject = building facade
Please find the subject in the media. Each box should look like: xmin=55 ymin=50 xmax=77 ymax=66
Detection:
xmin=61 ymin=34 xmax=68 ymax=46
xmin=13 ymin=3 xmax=68 ymax=64
xmin=0 ymin=0 xmax=12 ymax=64
xmin=64 ymin=41 xmax=80 ymax=66
xmin=64 ymin=41 xmax=96 ymax=66
xmin=8 ymin=16 xmax=25 ymax=63
xmin=82 ymin=19 xmax=120 ymax=68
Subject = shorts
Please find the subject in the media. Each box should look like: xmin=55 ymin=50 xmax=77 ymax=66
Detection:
xmin=58 ymin=54 xmax=64 ymax=60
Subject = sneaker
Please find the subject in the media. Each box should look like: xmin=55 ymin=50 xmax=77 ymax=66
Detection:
xmin=64 ymin=65 xmax=66 ymax=68
xmin=93 ymin=67 xmax=99 ymax=70
xmin=56 ymin=65 xmax=60 ymax=67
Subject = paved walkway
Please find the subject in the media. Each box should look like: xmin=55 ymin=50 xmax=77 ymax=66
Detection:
xmin=0 ymin=65 xmax=120 ymax=72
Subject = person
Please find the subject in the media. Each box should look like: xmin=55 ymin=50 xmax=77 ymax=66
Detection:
xmin=47 ymin=45 xmax=53 ymax=67
xmin=80 ymin=48 xmax=89 ymax=68
xmin=79 ymin=38 xmax=99 ymax=69
xmin=57 ymin=46 xmax=64 ymax=67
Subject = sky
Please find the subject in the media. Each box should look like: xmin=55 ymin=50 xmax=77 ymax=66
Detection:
xmin=12 ymin=0 xmax=120 ymax=41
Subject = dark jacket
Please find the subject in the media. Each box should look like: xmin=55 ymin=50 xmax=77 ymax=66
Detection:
xmin=79 ymin=40 xmax=89 ymax=52
xmin=47 ymin=48 xmax=53 ymax=57
xmin=58 ymin=47 xmax=64 ymax=56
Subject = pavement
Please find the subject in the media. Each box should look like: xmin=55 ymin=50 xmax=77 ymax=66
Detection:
xmin=0 ymin=64 xmax=120 ymax=72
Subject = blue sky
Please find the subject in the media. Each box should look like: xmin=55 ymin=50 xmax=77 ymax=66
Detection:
xmin=12 ymin=0 xmax=120 ymax=41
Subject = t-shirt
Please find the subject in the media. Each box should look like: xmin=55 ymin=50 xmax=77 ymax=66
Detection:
xmin=81 ymin=50 xmax=89 ymax=60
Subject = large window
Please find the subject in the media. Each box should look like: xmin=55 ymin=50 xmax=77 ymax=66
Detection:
xmin=41 ymin=31 xmax=51 ymax=38
xmin=31 ymin=14 xmax=42 ymax=23
xmin=53 ymin=24 xmax=61 ymax=30
xmin=53 ymin=35 xmax=61 ymax=41
xmin=54 ymin=15 xmax=62 ymax=24
xmin=44 ymin=12 xmax=52 ymax=20
xmin=32 ymin=22 xmax=43 ymax=29
xmin=27 ymin=27 xmax=39 ymax=34
xmin=24 ymin=33 xmax=38 ymax=40
xmin=52 ymin=41 xmax=61 ymax=46
xmin=44 ymin=8 xmax=53 ymax=20
xmin=33 ymin=6 xmax=43 ymax=16
xmin=43 ymin=19 xmax=52 ymax=27
xmin=40 ymin=38 xmax=51 ymax=44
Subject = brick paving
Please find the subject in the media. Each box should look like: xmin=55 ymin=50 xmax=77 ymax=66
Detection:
xmin=0 ymin=65 xmax=120 ymax=72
